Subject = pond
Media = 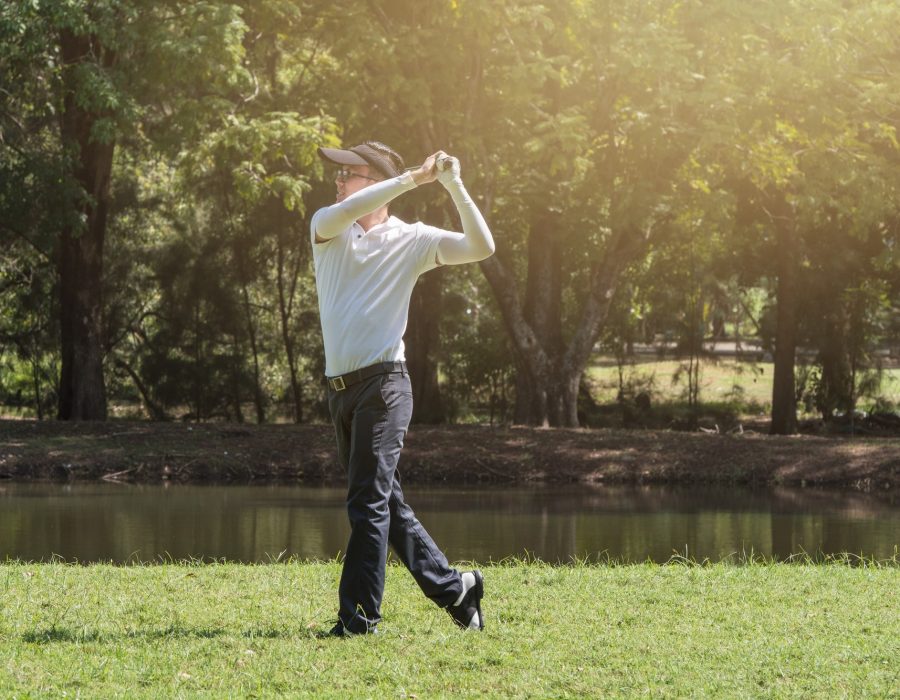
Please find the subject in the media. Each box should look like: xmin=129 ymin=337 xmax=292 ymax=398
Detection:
xmin=1 ymin=483 xmax=897 ymax=564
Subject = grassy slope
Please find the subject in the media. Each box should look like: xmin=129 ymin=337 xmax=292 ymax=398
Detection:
xmin=2 ymin=561 xmax=898 ymax=698
xmin=586 ymin=360 xmax=900 ymax=411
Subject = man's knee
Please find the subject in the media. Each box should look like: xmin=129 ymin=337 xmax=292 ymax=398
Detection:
xmin=347 ymin=494 xmax=390 ymax=527
xmin=389 ymin=496 xmax=415 ymax=526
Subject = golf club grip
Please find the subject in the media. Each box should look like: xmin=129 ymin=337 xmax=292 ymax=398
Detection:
xmin=436 ymin=155 xmax=457 ymax=172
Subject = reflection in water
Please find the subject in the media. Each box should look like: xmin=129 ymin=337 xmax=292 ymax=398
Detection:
xmin=0 ymin=483 xmax=897 ymax=564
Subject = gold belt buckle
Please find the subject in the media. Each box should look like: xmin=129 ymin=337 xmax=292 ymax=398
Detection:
xmin=331 ymin=376 xmax=346 ymax=391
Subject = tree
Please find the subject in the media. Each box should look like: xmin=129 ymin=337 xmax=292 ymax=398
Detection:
xmin=475 ymin=1 xmax=709 ymax=426
xmin=1 ymin=0 xmax=253 ymax=419
xmin=4 ymin=0 xmax=900 ymax=428
xmin=690 ymin=0 xmax=900 ymax=433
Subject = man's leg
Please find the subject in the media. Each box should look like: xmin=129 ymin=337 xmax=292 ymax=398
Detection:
xmin=382 ymin=373 xmax=484 ymax=630
xmin=336 ymin=373 xmax=412 ymax=633
xmin=388 ymin=473 xmax=462 ymax=607
xmin=388 ymin=476 xmax=484 ymax=629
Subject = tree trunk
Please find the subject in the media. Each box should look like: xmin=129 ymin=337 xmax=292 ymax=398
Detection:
xmin=56 ymin=29 xmax=115 ymax=421
xmin=239 ymin=281 xmax=266 ymax=423
xmin=817 ymin=305 xmax=850 ymax=421
xmin=406 ymin=267 xmax=446 ymax=423
xmin=192 ymin=303 xmax=204 ymax=421
xmin=481 ymin=223 xmax=638 ymax=428
xmin=514 ymin=365 xmax=582 ymax=428
xmin=514 ymin=216 xmax=562 ymax=425
xmin=276 ymin=239 xmax=303 ymax=423
xmin=113 ymin=357 xmax=168 ymax=421
xmin=230 ymin=334 xmax=245 ymax=423
xmin=545 ymin=372 xmax=580 ymax=428
xmin=31 ymin=352 xmax=44 ymax=420
xmin=513 ymin=360 xmax=543 ymax=425
xmin=770 ymin=207 xmax=799 ymax=435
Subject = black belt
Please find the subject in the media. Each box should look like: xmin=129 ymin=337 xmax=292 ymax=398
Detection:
xmin=326 ymin=361 xmax=406 ymax=392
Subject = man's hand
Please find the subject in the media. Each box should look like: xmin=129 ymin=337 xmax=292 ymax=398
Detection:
xmin=410 ymin=151 xmax=454 ymax=186
xmin=436 ymin=154 xmax=461 ymax=185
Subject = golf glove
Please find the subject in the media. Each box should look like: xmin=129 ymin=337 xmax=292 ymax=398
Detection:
xmin=436 ymin=155 xmax=462 ymax=187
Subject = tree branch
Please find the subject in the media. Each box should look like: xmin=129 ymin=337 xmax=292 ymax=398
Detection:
xmin=0 ymin=224 xmax=53 ymax=263
xmin=479 ymin=252 xmax=549 ymax=379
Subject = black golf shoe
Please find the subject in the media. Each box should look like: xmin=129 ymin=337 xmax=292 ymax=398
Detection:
xmin=447 ymin=570 xmax=484 ymax=631
xmin=328 ymin=620 xmax=378 ymax=637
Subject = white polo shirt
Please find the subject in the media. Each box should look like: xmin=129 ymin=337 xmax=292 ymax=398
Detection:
xmin=311 ymin=212 xmax=446 ymax=377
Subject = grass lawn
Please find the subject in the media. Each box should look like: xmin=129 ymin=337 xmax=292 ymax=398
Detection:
xmin=2 ymin=560 xmax=897 ymax=698
xmin=586 ymin=358 xmax=900 ymax=414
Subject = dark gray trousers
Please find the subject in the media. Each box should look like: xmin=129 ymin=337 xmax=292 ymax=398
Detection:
xmin=327 ymin=369 xmax=462 ymax=632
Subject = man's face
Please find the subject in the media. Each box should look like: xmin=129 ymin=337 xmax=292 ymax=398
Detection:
xmin=335 ymin=164 xmax=381 ymax=203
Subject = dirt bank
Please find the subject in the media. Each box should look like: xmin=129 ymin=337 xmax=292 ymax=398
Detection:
xmin=1 ymin=419 xmax=898 ymax=490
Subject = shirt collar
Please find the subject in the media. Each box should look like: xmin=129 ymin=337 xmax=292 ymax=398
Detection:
xmin=362 ymin=215 xmax=406 ymax=234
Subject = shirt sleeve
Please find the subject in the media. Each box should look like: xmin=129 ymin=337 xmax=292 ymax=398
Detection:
xmin=414 ymin=223 xmax=455 ymax=275
xmin=310 ymin=208 xmax=324 ymax=246
xmin=433 ymin=178 xmax=494 ymax=265
xmin=314 ymin=173 xmax=417 ymax=240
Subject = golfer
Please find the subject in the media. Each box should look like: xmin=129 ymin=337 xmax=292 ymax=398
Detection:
xmin=311 ymin=141 xmax=495 ymax=636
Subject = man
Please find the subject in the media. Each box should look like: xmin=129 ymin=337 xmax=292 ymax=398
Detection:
xmin=310 ymin=140 xmax=495 ymax=636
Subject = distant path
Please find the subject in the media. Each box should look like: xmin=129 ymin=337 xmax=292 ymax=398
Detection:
xmin=1 ymin=419 xmax=897 ymax=491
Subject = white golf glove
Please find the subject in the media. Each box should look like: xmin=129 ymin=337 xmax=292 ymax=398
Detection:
xmin=436 ymin=154 xmax=462 ymax=187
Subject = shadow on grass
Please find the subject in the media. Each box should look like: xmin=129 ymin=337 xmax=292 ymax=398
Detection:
xmin=21 ymin=624 xmax=261 ymax=645
xmin=22 ymin=627 xmax=109 ymax=644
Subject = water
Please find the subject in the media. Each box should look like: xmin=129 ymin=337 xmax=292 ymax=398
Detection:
xmin=1 ymin=482 xmax=897 ymax=564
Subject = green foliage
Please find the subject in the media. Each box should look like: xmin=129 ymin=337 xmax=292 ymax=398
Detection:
xmin=2 ymin=0 xmax=900 ymax=423
xmin=439 ymin=275 xmax=514 ymax=424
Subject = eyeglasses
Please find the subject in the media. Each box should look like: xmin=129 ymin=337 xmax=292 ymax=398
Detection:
xmin=335 ymin=168 xmax=379 ymax=183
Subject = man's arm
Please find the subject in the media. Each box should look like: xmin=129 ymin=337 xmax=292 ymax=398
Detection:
xmin=434 ymin=159 xmax=495 ymax=265
xmin=314 ymin=172 xmax=418 ymax=242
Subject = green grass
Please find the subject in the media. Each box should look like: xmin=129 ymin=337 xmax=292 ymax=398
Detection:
xmin=587 ymin=359 xmax=900 ymax=413
xmin=2 ymin=560 xmax=898 ymax=698
xmin=587 ymin=359 xmax=774 ymax=408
